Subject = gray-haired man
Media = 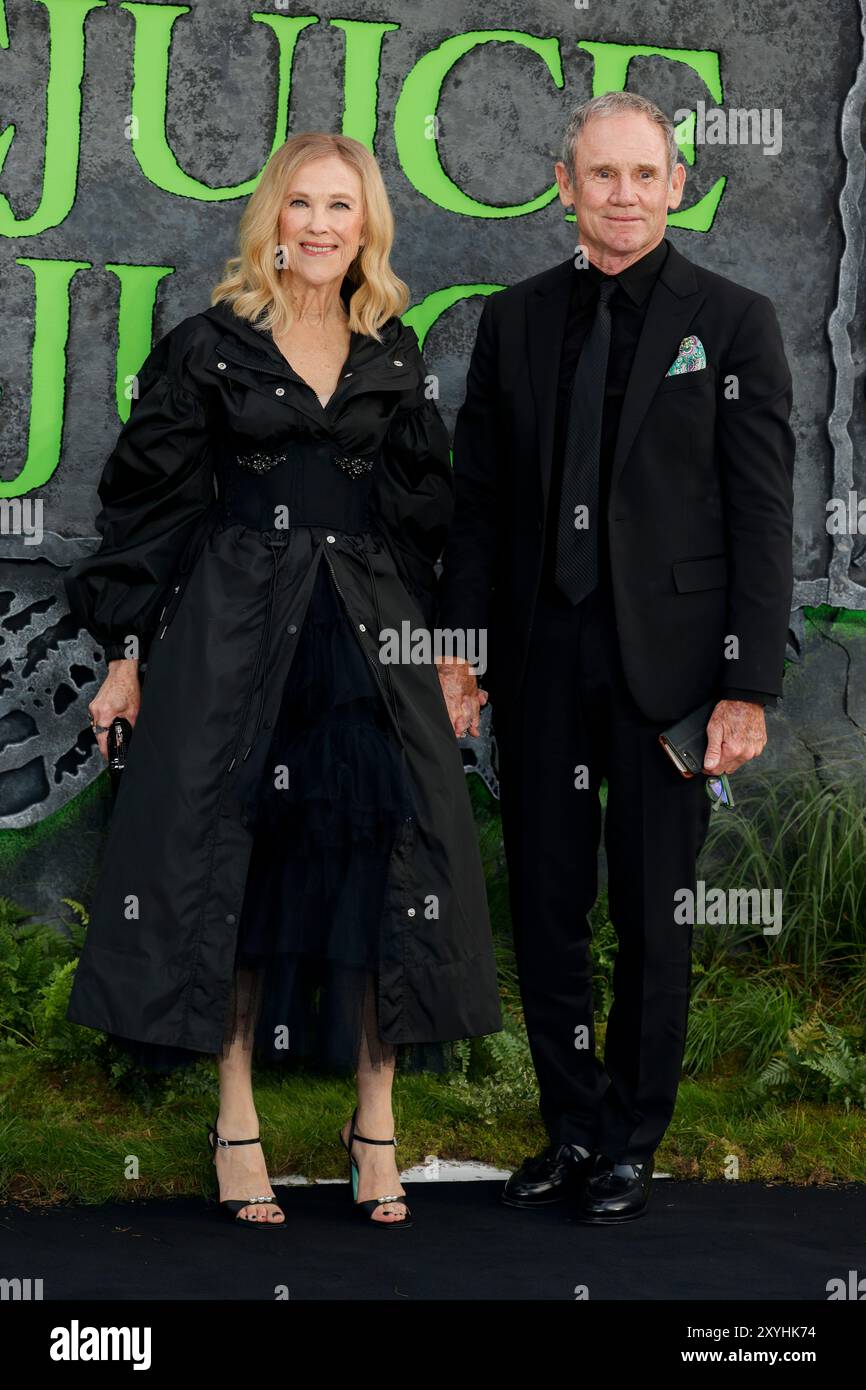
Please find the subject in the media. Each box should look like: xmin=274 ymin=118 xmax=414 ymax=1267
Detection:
xmin=436 ymin=92 xmax=795 ymax=1223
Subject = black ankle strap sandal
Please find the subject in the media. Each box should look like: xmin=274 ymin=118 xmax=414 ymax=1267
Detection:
xmin=206 ymin=1114 xmax=286 ymax=1228
xmin=338 ymin=1106 xmax=413 ymax=1229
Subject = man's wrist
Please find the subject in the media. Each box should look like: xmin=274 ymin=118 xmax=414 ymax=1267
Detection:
xmin=718 ymin=689 xmax=775 ymax=708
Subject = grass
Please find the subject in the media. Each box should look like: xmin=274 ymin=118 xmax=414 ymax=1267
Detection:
xmin=2 ymin=1050 xmax=863 ymax=1207
xmin=0 ymin=766 xmax=864 ymax=1204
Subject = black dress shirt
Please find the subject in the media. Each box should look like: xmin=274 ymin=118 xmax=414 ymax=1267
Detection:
xmin=537 ymin=238 xmax=775 ymax=709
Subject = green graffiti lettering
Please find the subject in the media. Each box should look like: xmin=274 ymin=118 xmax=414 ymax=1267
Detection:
xmin=403 ymin=283 xmax=505 ymax=349
xmin=121 ymin=4 xmax=317 ymax=200
xmin=330 ymin=18 xmax=400 ymax=148
xmin=2 ymin=258 xmax=90 ymax=496
xmin=578 ymin=40 xmax=726 ymax=231
xmin=394 ymin=30 xmax=563 ymax=218
xmin=0 ymin=0 xmax=106 ymax=237
xmin=105 ymin=263 xmax=175 ymax=421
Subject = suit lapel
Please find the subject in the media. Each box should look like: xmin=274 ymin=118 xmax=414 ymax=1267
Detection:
xmin=525 ymin=242 xmax=707 ymax=511
xmin=526 ymin=256 xmax=575 ymax=514
xmin=609 ymin=241 xmax=705 ymax=496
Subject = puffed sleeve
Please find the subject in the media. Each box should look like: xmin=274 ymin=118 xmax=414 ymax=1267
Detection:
xmin=64 ymin=323 xmax=217 ymax=663
xmin=371 ymin=325 xmax=455 ymax=624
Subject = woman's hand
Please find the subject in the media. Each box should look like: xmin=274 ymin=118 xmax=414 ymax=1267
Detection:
xmin=435 ymin=656 xmax=488 ymax=738
xmin=88 ymin=659 xmax=141 ymax=761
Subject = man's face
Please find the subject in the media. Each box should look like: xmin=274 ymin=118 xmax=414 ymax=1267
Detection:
xmin=555 ymin=113 xmax=686 ymax=266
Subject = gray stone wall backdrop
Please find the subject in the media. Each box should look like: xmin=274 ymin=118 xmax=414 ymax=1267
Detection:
xmin=0 ymin=0 xmax=864 ymax=921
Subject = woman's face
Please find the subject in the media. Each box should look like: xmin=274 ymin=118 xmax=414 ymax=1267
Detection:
xmin=277 ymin=155 xmax=366 ymax=294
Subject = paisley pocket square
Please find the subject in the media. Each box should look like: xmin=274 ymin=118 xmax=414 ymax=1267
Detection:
xmin=665 ymin=334 xmax=707 ymax=376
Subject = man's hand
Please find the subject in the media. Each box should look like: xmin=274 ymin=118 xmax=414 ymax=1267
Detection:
xmin=703 ymin=699 xmax=767 ymax=775
xmin=435 ymin=656 xmax=488 ymax=738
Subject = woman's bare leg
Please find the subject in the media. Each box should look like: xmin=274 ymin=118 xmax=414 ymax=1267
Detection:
xmin=340 ymin=997 xmax=408 ymax=1224
xmin=213 ymin=966 xmax=284 ymax=1224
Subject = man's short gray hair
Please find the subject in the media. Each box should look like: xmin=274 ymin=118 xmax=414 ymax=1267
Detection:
xmin=561 ymin=92 xmax=680 ymax=183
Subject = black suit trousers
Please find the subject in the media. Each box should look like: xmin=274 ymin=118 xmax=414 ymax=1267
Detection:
xmin=495 ymin=584 xmax=713 ymax=1163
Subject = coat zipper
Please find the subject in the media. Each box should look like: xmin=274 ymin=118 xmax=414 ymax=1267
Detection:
xmin=157 ymin=583 xmax=182 ymax=639
xmin=214 ymin=345 xmax=412 ymax=417
xmin=225 ymin=535 xmax=287 ymax=773
xmin=321 ymin=544 xmax=405 ymax=751
xmin=156 ymin=503 xmax=220 ymax=640
xmin=217 ymin=346 xmax=305 ymax=388
xmin=215 ymin=346 xmax=340 ymax=425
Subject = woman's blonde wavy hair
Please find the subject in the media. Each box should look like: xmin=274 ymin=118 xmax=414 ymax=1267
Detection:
xmin=210 ymin=132 xmax=409 ymax=342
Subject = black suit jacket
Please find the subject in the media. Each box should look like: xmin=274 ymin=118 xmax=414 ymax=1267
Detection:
xmin=436 ymin=239 xmax=796 ymax=730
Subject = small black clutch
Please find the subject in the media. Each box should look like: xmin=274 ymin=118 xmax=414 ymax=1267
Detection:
xmin=658 ymin=699 xmax=715 ymax=777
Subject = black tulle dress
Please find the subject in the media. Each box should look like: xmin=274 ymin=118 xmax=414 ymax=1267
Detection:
xmin=108 ymin=554 xmax=448 ymax=1078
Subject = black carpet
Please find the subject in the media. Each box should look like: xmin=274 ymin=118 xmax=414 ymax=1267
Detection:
xmin=2 ymin=1179 xmax=863 ymax=1301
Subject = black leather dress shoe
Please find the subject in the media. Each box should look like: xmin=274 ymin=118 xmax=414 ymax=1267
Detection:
xmin=571 ymin=1153 xmax=655 ymax=1224
xmin=501 ymin=1143 xmax=595 ymax=1209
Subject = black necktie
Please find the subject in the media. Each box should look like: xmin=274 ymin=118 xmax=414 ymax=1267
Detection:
xmin=555 ymin=277 xmax=617 ymax=605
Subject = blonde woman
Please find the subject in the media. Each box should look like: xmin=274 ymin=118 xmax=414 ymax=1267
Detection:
xmin=64 ymin=133 xmax=501 ymax=1230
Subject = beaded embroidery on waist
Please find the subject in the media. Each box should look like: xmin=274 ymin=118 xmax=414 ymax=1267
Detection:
xmin=217 ymin=439 xmax=378 ymax=534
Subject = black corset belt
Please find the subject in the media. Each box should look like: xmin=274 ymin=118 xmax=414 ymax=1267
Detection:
xmin=217 ymin=438 xmax=377 ymax=535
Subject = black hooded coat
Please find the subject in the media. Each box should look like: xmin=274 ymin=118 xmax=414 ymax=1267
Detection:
xmin=64 ymin=287 xmax=502 ymax=1054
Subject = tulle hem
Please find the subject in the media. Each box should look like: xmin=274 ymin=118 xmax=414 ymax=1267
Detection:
xmin=104 ymin=562 xmax=452 ymax=1079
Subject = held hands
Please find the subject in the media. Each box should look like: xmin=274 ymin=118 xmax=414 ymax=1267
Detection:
xmin=435 ymin=656 xmax=488 ymax=738
xmin=703 ymin=699 xmax=767 ymax=776
xmin=88 ymin=659 xmax=141 ymax=762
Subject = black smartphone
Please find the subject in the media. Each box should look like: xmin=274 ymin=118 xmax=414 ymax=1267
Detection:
xmin=658 ymin=699 xmax=715 ymax=778
xmin=106 ymin=717 xmax=133 ymax=774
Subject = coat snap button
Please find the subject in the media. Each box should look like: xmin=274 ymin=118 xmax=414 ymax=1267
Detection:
xmin=217 ymin=361 xmax=226 ymax=369
xmin=275 ymin=387 xmax=285 ymax=396
xmin=393 ymin=360 xmax=403 ymax=366
xmin=358 ymin=623 xmax=366 ymax=632
xmin=407 ymin=907 xmax=415 ymax=917
xmin=344 ymin=371 xmax=353 ymax=378
xmin=225 ymin=913 xmax=236 ymax=924
xmin=287 ymin=622 xmax=297 ymax=634
xmin=326 ymin=534 xmax=336 ymax=543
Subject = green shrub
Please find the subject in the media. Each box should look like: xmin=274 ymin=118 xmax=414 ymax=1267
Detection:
xmin=0 ymin=898 xmax=78 ymax=1050
xmin=749 ymin=1014 xmax=866 ymax=1110
xmin=447 ymin=1012 xmax=537 ymax=1116
xmin=1 ymin=766 xmax=863 ymax=1111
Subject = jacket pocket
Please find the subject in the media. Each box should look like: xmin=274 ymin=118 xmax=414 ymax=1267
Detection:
xmin=156 ymin=578 xmax=184 ymax=639
xmin=156 ymin=504 xmax=217 ymax=640
xmin=672 ymin=554 xmax=728 ymax=593
xmin=657 ymin=367 xmax=709 ymax=393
